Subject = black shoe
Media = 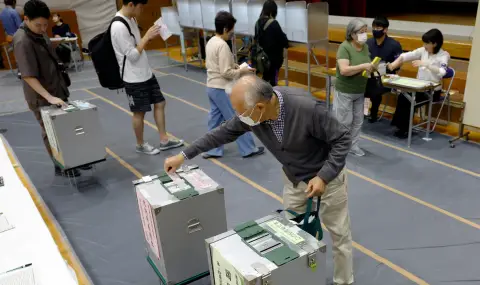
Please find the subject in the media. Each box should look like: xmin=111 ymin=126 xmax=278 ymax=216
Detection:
xmin=202 ymin=153 xmax=222 ymax=159
xmin=243 ymin=147 xmax=265 ymax=158
xmin=393 ymin=130 xmax=408 ymax=139
xmin=368 ymin=117 xmax=378 ymax=123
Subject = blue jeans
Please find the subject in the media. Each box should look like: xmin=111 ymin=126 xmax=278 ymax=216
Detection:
xmin=206 ymin=87 xmax=257 ymax=157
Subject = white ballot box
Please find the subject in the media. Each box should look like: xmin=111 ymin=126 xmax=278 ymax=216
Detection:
xmin=206 ymin=214 xmax=327 ymax=285
xmin=40 ymin=100 xmax=105 ymax=170
xmin=134 ymin=165 xmax=227 ymax=284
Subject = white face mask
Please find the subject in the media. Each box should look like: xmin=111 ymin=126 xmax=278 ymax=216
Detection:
xmin=356 ymin=32 xmax=367 ymax=44
xmin=238 ymin=107 xmax=263 ymax=127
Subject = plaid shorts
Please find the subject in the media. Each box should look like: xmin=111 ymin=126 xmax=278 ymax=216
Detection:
xmin=124 ymin=75 xmax=165 ymax=112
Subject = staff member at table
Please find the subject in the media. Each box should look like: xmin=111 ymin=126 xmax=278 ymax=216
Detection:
xmin=334 ymin=18 xmax=374 ymax=157
xmin=387 ymin=29 xmax=450 ymax=139
xmin=164 ymin=75 xmax=354 ymax=285
xmin=365 ymin=16 xmax=402 ymax=123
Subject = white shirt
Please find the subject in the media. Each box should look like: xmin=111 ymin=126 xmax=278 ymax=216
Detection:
xmin=110 ymin=12 xmax=152 ymax=83
xmin=401 ymin=47 xmax=450 ymax=90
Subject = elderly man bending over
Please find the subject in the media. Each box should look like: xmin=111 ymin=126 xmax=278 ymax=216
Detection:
xmin=164 ymin=75 xmax=354 ymax=285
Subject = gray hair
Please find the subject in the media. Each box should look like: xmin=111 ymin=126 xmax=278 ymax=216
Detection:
xmin=345 ymin=18 xmax=367 ymax=41
xmin=226 ymin=75 xmax=274 ymax=108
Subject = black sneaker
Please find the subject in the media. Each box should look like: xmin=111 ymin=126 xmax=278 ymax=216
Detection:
xmin=242 ymin=147 xmax=265 ymax=158
xmin=393 ymin=130 xmax=408 ymax=139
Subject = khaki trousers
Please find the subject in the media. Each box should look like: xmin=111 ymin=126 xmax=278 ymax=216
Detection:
xmin=283 ymin=169 xmax=354 ymax=285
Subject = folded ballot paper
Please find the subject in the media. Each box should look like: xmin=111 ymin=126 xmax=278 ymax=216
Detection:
xmin=154 ymin=17 xmax=172 ymax=41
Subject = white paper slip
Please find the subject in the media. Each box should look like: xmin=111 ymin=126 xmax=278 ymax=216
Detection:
xmin=0 ymin=213 xmax=15 ymax=234
xmin=154 ymin=17 xmax=172 ymax=41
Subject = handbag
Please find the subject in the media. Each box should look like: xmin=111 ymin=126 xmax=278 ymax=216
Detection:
xmin=278 ymin=198 xmax=323 ymax=240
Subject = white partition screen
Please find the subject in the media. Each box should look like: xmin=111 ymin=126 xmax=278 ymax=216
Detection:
xmin=247 ymin=0 xmax=264 ymax=35
xmin=201 ymin=0 xmax=216 ymax=31
xmin=232 ymin=0 xmax=250 ymax=35
xmin=275 ymin=0 xmax=286 ymax=31
xmin=216 ymin=0 xmax=231 ymax=14
xmin=161 ymin=7 xmax=182 ymax=35
xmin=285 ymin=1 xmax=307 ymax=43
xmin=177 ymin=0 xmax=191 ymax=27
xmin=307 ymin=2 xmax=328 ymax=43
xmin=190 ymin=0 xmax=204 ymax=28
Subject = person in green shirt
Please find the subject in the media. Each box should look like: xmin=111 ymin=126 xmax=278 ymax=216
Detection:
xmin=334 ymin=18 xmax=373 ymax=157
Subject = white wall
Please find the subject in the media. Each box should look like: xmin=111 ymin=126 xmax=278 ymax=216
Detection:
xmin=1 ymin=0 xmax=117 ymax=44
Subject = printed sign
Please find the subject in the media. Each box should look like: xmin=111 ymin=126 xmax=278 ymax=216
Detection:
xmin=266 ymin=220 xmax=305 ymax=245
xmin=182 ymin=170 xmax=219 ymax=190
xmin=212 ymin=246 xmax=244 ymax=285
xmin=136 ymin=190 xmax=161 ymax=261
xmin=41 ymin=110 xmax=59 ymax=153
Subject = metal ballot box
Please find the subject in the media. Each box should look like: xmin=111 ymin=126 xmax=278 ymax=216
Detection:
xmin=40 ymin=100 xmax=105 ymax=170
xmin=134 ymin=166 xmax=227 ymax=284
xmin=206 ymin=214 xmax=327 ymax=285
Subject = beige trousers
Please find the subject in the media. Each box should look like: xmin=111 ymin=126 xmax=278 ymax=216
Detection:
xmin=282 ymin=169 xmax=354 ymax=285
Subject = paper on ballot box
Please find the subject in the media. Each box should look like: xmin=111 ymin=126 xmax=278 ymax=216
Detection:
xmin=155 ymin=17 xmax=172 ymax=41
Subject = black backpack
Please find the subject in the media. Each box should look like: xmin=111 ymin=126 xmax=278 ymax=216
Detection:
xmin=88 ymin=16 xmax=135 ymax=90
xmin=250 ymin=18 xmax=274 ymax=74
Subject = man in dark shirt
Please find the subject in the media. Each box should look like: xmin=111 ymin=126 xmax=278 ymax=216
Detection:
xmin=165 ymin=75 xmax=355 ymax=285
xmin=365 ymin=16 xmax=402 ymax=122
xmin=14 ymin=0 xmax=80 ymax=177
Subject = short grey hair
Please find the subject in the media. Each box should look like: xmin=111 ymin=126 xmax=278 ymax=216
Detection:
xmin=345 ymin=18 xmax=367 ymax=41
xmin=226 ymin=75 xmax=274 ymax=108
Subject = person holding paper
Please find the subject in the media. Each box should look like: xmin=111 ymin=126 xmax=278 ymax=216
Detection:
xmin=111 ymin=0 xmax=184 ymax=155
xmin=365 ymin=16 xmax=402 ymax=123
xmin=201 ymin=11 xmax=264 ymax=159
xmin=253 ymin=0 xmax=289 ymax=86
xmin=164 ymin=75 xmax=354 ymax=285
xmin=335 ymin=18 xmax=374 ymax=157
xmin=387 ymin=29 xmax=450 ymax=138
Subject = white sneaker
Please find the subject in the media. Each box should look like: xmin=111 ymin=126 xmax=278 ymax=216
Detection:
xmin=349 ymin=145 xmax=365 ymax=157
xmin=136 ymin=142 xmax=160 ymax=155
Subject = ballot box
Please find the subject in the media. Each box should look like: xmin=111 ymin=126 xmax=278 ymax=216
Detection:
xmin=206 ymin=214 xmax=327 ymax=285
xmin=134 ymin=165 xmax=227 ymax=284
xmin=40 ymin=100 xmax=105 ymax=170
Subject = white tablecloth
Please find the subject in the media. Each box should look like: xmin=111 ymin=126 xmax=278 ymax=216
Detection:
xmin=0 ymin=137 xmax=78 ymax=285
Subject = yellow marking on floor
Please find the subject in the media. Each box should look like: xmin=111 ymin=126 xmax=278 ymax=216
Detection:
xmin=160 ymin=88 xmax=480 ymax=230
xmin=85 ymin=88 xmax=429 ymax=285
xmin=162 ymin=71 xmax=480 ymax=179
xmin=360 ymin=135 xmax=480 ymax=178
xmin=2 ymin=137 xmax=92 ymax=285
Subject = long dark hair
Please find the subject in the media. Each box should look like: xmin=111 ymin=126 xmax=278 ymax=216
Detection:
xmin=260 ymin=0 xmax=277 ymax=19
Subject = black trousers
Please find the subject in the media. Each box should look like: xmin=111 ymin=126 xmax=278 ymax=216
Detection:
xmin=364 ymin=77 xmax=389 ymax=119
xmin=262 ymin=67 xmax=279 ymax=86
xmin=391 ymin=90 xmax=441 ymax=132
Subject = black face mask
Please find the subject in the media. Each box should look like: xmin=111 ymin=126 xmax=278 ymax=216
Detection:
xmin=372 ymin=29 xmax=385 ymax=39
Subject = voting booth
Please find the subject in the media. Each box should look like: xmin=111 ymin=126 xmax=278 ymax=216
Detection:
xmin=134 ymin=166 xmax=227 ymax=284
xmin=200 ymin=0 xmax=231 ymax=59
xmin=284 ymin=2 xmax=329 ymax=100
xmin=176 ymin=0 xmax=205 ymax=71
xmin=206 ymin=214 xmax=327 ymax=285
xmin=161 ymin=7 xmax=183 ymax=65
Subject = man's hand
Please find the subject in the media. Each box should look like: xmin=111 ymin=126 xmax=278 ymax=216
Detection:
xmin=164 ymin=153 xmax=185 ymax=174
xmin=47 ymin=96 xmax=67 ymax=108
xmin=305 ymin=176 xmax=326 ymax=198
xmin=145 ymin=25 xmax=160 ymax=41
